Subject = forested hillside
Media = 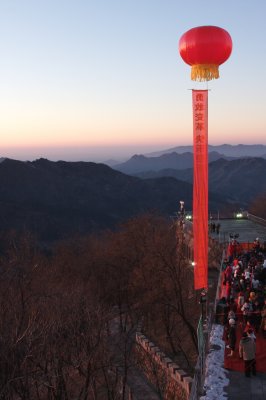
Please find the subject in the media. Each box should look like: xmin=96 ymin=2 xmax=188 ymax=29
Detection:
xmin=0 ymin=214 xmax=204 ymax=398
xmin=0 ymin=158 xmax=229 ymax=242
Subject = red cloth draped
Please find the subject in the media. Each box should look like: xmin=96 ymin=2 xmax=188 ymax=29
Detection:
xmin=192 ymin=90 xmax=208 ymax=290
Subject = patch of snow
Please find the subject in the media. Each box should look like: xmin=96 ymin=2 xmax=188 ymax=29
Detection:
xmin=200 ymin=324 xmax=229 ymax=400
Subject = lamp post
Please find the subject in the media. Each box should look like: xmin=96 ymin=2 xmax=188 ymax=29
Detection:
xmin=200 ymin=289 xmax=207 ymax=324
xmin=198 ymin=289 xmax=207 ymax=377
xmin=178 ymin=200 xmax=185 ymax=229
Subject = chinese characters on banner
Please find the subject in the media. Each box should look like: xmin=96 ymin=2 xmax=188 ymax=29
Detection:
xmin=192 ymin=90 xmax=208 ymax=290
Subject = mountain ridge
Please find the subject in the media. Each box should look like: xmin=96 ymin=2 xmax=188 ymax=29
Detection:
xmin=145 ymin=144 xmax=266 ymax=158
xmin=0 ymin=158 xmax=231 ymax=242
xmin=113 ymin=151 xmax=236 ymax=174
xmin=134 ymin=157 xmax=266 ymax=205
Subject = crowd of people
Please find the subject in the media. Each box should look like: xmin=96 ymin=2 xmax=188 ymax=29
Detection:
xmin=220 ymin=237 xmax=266 ymax=377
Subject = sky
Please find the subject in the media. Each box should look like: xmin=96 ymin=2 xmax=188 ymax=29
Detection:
xmin=0 ymin=0 xmax=266 ymax=161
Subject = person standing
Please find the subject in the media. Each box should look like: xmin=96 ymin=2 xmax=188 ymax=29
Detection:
xmin=239 ymin=332 xmax=256 ymax=377
xmin=241 ymin=299 xmax=252 ymax=325
xmin=227 ymin=318 xmax=236 ymax=357
xmin=224 ymin=264 xmax=233 ymax=283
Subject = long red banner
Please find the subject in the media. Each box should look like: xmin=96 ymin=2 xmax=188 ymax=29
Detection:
xmin=192 ymin=90 xmax=208 ymax=290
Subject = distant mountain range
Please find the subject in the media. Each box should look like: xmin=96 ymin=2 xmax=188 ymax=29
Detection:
xmin=113 ymin=151 xmax=235 ymax=174
xmin=104 ymin=144 xmax=266 ymax=167
xmin=134 ymin=157 xmax=266 ymax=205
xmin=0 ymin=158 xmax=230 ymax=242
xmin=113 ymin=144 xmax=266 ymax=175
xmin=145 ymin=144 xmax=266 ymax=158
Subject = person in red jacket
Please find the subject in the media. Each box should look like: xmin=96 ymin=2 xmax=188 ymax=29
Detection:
xmin=224 ymin=264 xmax=233 ymax=283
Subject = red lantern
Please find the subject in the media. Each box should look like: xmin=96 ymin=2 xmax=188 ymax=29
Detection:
xmin=179 ymin=26 xmax=232 ymax=81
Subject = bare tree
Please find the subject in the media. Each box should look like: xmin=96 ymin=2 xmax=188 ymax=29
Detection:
xmin=250 ymin=193 xmax=266 ymax=219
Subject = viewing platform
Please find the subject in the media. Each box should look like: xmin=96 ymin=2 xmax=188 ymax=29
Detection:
xmin=198 ymin=214 xmax=266 ymax=400
xmin=209 ymin=215 xmax=266 ymax=245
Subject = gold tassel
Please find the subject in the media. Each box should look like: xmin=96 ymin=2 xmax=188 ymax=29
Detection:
xmin=191 ymin=64 xmax=219 ymax=81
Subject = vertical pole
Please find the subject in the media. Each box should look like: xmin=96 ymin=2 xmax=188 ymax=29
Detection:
xmin=192 ymin=90 xmax=208 ymax=290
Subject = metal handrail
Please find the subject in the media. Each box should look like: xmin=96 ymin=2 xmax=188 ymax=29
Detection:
xmin=189 ymin=252 xmax=224 ymax=400
xmin=248 ymin=213 xmax=266 ymax=227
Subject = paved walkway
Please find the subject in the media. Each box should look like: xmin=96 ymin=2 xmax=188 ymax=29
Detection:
xmin=225 ymin=370 xmax=266 ymax=400
xmin=210 ymin=218 xmax=266 ymax=244
xmin=203 ymin=324 xmax=266 ymax=400
xmin=109 ymin=317 xmax=160 ymax=399
xmin=126 ymin=367 xmax=160 ymax=399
